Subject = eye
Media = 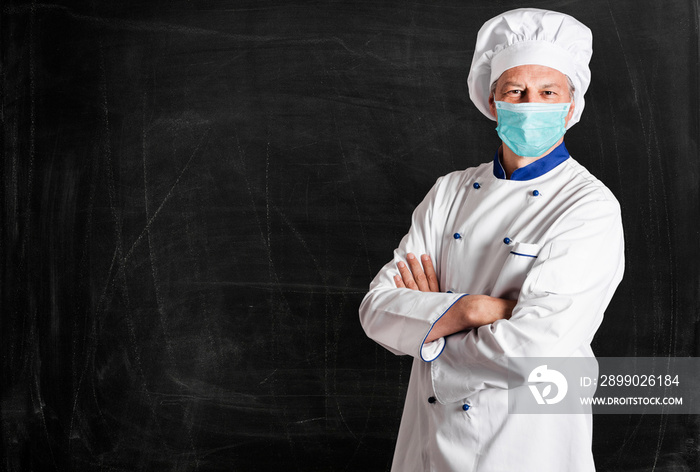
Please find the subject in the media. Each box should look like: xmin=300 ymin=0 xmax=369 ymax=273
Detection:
xmin=542 ymin=91 xmax=556 ymax=96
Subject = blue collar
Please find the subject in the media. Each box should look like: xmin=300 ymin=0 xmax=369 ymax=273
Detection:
xmin=492 ymin=141 xmax=570 ymax=181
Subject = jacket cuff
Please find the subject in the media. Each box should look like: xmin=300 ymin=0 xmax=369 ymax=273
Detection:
xmin=419 ymin=294 xmax=468 ymax=362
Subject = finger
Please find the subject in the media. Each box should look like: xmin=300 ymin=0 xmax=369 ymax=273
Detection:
xmin=393 ymin=274 xmax=406 ymax=288
xmin=421 ymin=255 xmax=439 ymax=292
xmin=406 ymin=253 xmax=429 ymax=292
xmin=397 ymin=261 xmax=418 ymax=290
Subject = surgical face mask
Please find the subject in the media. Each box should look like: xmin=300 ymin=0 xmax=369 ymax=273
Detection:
xmin=494 ymin=101 xmax=571 ymax=158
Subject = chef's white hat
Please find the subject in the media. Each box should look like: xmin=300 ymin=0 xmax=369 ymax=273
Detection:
xmin=467 ymin=8 xmax=593 ymax=129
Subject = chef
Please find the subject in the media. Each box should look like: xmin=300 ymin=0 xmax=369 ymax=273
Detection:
xmin=359 ymin=8 xmax=625 ymax=472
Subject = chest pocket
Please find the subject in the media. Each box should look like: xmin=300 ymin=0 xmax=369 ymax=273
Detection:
xmin=490 ymin=242 xmax=542 ymax=299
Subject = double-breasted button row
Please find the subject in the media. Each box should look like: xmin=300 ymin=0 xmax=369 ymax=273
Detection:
xmin=427 ymin=396 xmax=471 ymax=412
xmin=471 ymin=181 xmax=541 ymax=198
xmin=454 ymin=186 xmax=541 ymax=245
xmin=455 ymin=234 xmax=513 ymax=245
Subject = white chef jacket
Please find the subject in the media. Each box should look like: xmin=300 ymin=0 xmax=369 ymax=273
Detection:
xmin=359 ymin=143 xmax=625 ymax=472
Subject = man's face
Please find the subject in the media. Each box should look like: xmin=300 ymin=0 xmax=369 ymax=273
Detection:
xmin=488 ymin=64 xmax=576 ymax=126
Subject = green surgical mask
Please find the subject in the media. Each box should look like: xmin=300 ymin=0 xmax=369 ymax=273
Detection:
xmin=495 ymin=101 xmax=571 ymax=157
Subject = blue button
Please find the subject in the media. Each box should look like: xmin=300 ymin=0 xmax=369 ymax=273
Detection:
xmin=532 ymin=190 xmax=540 ymax=196
xmin=428 ymin=396 xmax=437 ymax=404
xmin=462 ymin=404 xmax=470 ymax=411
xmin=453 ymin=233 xmax=461 ymax=240
xmin=473 ymin=182 xmax=481 ymax=189
xmin=503 ymin=237 xmax=511 ymax=245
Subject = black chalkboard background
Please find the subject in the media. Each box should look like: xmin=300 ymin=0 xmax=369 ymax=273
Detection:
xmin=2 ymin=1 xmax=699 ymax=470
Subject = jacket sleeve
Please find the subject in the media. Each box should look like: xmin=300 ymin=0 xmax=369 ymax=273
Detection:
xmin=430 ymin=198 xmax=625 ymax=404
xmin=359 ymin=175 xmax=467 ymax=362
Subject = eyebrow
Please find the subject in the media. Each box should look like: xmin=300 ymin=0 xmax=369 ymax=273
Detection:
xmin=499 ymin=82 xmax=564 ymax=90
xmin=500 ymin=81 xmax=524 ymax=89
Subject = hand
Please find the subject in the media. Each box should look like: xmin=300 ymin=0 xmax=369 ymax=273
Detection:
xmin=458 ymin=295 xmax=516 ymax=328
xmin=424 ymin=295 xmax=517 ymax=343
xmin=394 ymin=253 xmax=439 ymax=292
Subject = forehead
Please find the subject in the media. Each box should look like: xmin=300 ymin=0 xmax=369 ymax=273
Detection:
xmin=497 ymin=64 xmax=568 ymax=87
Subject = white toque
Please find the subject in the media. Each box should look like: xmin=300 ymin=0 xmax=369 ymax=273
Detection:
xmin=467 ymin=8 xmax=593 ymax=129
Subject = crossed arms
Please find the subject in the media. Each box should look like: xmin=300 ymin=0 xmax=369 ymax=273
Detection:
xmin=394 ymin=253 xmax=516 ymax=342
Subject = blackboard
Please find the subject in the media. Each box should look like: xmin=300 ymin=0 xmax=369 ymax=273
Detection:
xmin=2 ymin=1 xmax=698 ymax=470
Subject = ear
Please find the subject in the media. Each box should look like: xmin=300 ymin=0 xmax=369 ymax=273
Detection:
xmin=488 ymin=94 xmax=497 ymax=119
xmin=564 ymin=100 xmax=575 ymax=126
